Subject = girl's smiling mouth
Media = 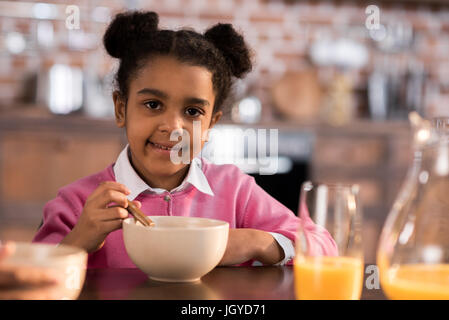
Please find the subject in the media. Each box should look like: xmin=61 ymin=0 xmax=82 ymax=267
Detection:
xmin=147 ymin=140 xmax=174 ymax=150
xmin=147 ymin=141 xmax=172 ymax=156
xmin=147 ymin=139 xmax=184 ymax=156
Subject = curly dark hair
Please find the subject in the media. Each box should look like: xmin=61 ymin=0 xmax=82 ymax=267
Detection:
xmin=103 ymin=11 xmax=253 ymax=113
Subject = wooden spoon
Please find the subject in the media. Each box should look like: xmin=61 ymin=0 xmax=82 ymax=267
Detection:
xmin=126 ymin=201 xmax=155 ymax=227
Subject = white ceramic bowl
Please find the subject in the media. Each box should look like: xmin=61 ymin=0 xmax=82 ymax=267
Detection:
xmin=2 ymin=242 xmax=88 ymax=299
xmin=123 ymin=216 xmax=229 ymax=282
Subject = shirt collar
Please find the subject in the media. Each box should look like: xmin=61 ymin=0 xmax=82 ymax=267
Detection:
xmin=113 ymin=145 xmax=214 ymax=200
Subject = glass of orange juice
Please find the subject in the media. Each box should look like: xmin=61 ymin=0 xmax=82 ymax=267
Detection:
xmin=294 ymin=181 xmax=364 ymax=300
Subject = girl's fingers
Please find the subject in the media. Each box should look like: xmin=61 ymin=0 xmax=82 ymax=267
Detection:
xmin=95 ymin=189 xmax=130 ymax=209
xmin=101 ymin=219 xmax=125 ymax=234
xmin=88 ymin=181 xmax=130 ymax=203
xmin=100 ymin=181 xmax=131 ymax=194
xmin=132 ymin=200 xmax=142 ymax=209
xmin=100 ymin=207 xmax=129 ymax=221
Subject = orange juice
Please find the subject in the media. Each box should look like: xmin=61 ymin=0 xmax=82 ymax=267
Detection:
xmin=294 ymin=256 xmax=364 ymax=300
xmin=381 ymin=264 xmax=449 ymax=300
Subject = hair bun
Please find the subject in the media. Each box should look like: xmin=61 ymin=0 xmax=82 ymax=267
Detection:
xmin=204 ymin=23 xmax=252 ymax=79
xmin=103 ymin=11 xmax=159 ymax=59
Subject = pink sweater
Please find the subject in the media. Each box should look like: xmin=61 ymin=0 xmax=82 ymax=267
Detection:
xmin=33 ymin=159 xmax=337 ymax=268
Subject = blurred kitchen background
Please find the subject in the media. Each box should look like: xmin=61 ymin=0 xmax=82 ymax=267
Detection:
xmin=1 ymin=0 xmax=449 ymax=263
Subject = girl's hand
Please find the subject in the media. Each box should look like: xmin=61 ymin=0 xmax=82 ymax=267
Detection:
xmin=60 ymin=181 xmax=141 ymax=253
xmin=218 ymin=229 xmax=285 ymax=266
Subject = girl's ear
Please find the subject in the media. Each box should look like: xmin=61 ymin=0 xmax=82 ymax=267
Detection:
xmin=113 ymin=91 xmax=126 ymax=128
xmin=209 ymin=111 xmax=222 ymax=129
xmin=204 ymin=111 xmax=222 ymax=142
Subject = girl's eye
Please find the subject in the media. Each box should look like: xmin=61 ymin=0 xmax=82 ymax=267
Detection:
xmin=144 ymin=101 xmax=161 ymax=110
xmin=185 ymin=107 xmax=202 ymax=117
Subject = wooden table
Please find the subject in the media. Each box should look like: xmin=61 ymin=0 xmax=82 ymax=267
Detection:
xmin=77 ymin=266 xmax=387 ymax=300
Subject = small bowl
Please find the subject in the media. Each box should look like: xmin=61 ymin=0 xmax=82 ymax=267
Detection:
xmin=2 ymin=242 xmax=88 ymax=299
xmin=123 ymin=216 xmax=229 ymax=282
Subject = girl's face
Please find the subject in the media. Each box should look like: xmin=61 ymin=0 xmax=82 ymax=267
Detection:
xmin=114 ymin=55 xmax=222 ymax=187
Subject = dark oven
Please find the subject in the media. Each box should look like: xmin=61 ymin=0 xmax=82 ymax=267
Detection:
xmin=201 ymin=125 xmax=312 ymax=215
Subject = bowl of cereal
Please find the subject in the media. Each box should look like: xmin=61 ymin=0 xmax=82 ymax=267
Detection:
xmin=123 ymin=216 xmax=229 ymax=282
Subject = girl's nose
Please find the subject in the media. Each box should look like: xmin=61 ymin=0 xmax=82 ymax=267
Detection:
xmin=156 ymin=111 xmax=183 ymax=134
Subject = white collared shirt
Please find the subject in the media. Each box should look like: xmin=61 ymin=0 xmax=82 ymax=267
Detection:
xmin=114 ymin=145 xmax=213 ymax=200
xmin=113 ymin=145 xmax=295 ymax=266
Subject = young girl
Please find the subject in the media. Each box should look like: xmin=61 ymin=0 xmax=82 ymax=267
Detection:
xmin=33 ymin=11 xmax=336 ymax=268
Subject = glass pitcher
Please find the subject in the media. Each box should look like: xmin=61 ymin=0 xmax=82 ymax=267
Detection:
xmin=377 ymin=112 xmax=449 ymax=300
